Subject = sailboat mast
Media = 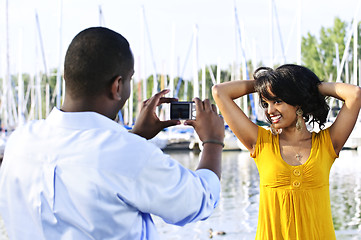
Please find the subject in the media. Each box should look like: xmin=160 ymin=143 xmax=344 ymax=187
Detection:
xmin=353 ymin=18 xmax=358 ymax=86
xmin=192 ymin=24 xmax=199 ymax=98
xmin=35 ymin=66 xmax=42 ymax=119
xmin=3 ymin=0 xmax=10 ymax=129
xmin=99 ymin=5 xmax=106 ymax=27
xmin=35 ymin=12 xmax=48 ymax=78
xmin=273 ymin=0 xmax=286 ymax=64
xmin=140 ymin=6 xmax=147 ymax=100
xmin=336 ymin=2 xmax=361 ymax=83
xmin=17 ymin=30 xmax=25 ymax=126
xmin=201 ymin=64 xmax=206 ymax=99
xmin=169 ymin=24 xmax=176 ymax=97
xmin=269 ymin=0 xmax=274 ymax=67
xmin=216 ymin=59 xmax=221 ymax=85
xmin=233 ymin=1 xmax=240 ymax=81
xmin=296 ymin=0 xmax=302 ymax=65
xmin=56 ymin=0 xmax=63 ymax=109
xmin=56 ymin=0 xmax=63 ymax=108
xmin=240 ymin=21 xmax=248 ymax=117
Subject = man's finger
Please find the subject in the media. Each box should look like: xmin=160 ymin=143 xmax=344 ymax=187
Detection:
xmin=158 ymin=97 xmax=178 ymax=105
xmin=161 ymin=120 xmax=181 ymax=129
xmin=184 ymin=119 xmax=195 ymax=127
xmin=192 ymin=97 xmax=203 ymax=112
xmin=203 ymin=99 xmax=212 ymax=111
xmin=211 ymin=104 xmax=217 ymax=113
xmin=146 ymin=89 xmax=170 ymax=109
xmin=142 ymin=99 xmax=149 ymax=107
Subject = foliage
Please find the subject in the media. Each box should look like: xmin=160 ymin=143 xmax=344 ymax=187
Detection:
xmin=302 ymin=17 xmax=360 ymax=82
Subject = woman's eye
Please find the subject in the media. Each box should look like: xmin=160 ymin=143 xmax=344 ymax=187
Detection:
xmin=275 ymin=100 xmax=282 ymax=104
xmin=261 ymin=102 xmax=268 ymax=108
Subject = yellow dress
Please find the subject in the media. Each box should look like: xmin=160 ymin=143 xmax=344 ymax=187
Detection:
xmin=251 ymin=126 xmax=338 ymax=240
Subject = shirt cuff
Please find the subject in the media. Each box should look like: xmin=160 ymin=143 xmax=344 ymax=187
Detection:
xmin=195 ymin=169 xmax=221 ymax=207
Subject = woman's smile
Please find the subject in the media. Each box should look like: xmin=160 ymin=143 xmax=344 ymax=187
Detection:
xmin=270 ymin=114 xmax=281 ymax=123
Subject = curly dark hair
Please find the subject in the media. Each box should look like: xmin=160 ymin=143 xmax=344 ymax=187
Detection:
xmin=253 ymin=64 xmax=330 ymax=129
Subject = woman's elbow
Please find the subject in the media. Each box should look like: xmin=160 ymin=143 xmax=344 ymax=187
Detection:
xmin=212 ymin=84 xmax=222 ymax=99
xmin=354 ymin=86 xmax=361 ymax=107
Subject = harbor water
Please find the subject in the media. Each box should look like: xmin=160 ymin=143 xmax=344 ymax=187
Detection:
xmin=1 ymin=149 xmax=361 ymax=239
xmin=154 ymin=149 xmax=361 ymax=240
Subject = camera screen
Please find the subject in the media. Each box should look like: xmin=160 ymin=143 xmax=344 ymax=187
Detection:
xmin=170 ymin=102 xmax=191 ymax=120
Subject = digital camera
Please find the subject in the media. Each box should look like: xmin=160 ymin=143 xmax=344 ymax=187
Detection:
xmin=170 ymin=101 xmax=196 ymax=120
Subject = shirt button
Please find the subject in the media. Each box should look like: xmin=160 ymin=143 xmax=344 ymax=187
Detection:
xmin=293 ymin=169 xmax=301 ymax=176
xmin=293 ymin=180 xmax=301 ymax=188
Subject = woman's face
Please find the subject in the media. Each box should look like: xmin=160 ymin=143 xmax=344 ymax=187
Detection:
xmin=261 ymin=95 xmax=298 ymax=130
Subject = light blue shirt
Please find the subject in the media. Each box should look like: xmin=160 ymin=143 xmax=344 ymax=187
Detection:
xmin=0 ymin=108 xmax=220 ymax=240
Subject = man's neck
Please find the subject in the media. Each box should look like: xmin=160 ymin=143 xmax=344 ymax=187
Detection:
xmin=60 ymin=96 xmax=116 ymax=120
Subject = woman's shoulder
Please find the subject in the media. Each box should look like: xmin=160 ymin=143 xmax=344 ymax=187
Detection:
xmin=313 ymin=127 xmax=331 ymax=141
xmin=312 ymin=127 xmax=338 ymax=158
xmin=251 ymin=126 xmax=277 ymax=158
xmin=257 ymin=125 xmax=276 ymax=139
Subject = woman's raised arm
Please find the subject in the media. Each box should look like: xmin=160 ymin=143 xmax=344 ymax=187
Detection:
xmin=319 ymin=82 xmax=361 ymax=155
xmin=212 ymin=80 xmax=259 ymax=153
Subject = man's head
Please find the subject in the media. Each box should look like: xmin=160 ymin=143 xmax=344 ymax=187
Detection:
xmin=63 ymin=27 xmax=134 ymax=117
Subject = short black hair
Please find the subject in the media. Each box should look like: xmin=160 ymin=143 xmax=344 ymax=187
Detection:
xmin=253 ymin=64 xmax=330 ymax=128
xmin=64 ymin=27 xmax=133 ymax=98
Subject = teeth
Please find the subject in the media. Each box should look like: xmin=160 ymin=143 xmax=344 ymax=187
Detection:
xmin=270 ymin=115 xmax=281 ymax=122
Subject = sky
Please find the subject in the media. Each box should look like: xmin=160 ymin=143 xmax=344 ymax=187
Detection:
xmin=1 ymin=0 xmax=360 ymax=81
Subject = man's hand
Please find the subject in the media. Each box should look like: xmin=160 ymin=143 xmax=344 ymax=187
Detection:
xmin=185 ymin=98 xmax=225 ymax=179
xmin=130 ymin=89 xmax=180 ymax=140
xmin=185 ymin=98 xmax=225 ymax=143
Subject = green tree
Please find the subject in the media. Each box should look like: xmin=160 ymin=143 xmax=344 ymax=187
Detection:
xmin=302 ymin=33 xmax=323 ymax=77
xmin=319 ymin=17 xmax=348 ymax=80
xmin=350 ymin=21 xmax=361 ymax=76
xmin=302 ymin=17 xmax=352 ymax=81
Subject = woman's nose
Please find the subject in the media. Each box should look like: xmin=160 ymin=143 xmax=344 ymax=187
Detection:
xmin=267 ymin=104 xmax=275 ymax=114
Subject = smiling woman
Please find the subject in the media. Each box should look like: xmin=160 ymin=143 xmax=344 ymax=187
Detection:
xmin=254 ymin=65 xmax=329 ymax=129
xmin=212 ymin=64 xmax=361 ymax=240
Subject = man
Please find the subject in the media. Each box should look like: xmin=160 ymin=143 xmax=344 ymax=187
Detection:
xmin=0 ymin=27 xmax=225 ymax=239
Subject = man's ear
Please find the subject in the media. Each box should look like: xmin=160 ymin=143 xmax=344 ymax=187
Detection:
xmin=110 ymin=76 xmax=123 ymax=100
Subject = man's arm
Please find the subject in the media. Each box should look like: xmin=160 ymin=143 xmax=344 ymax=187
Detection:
xmin=127 ymin=93 xmax=224 ymax=225
xmin=185 ymin=98 xmax=224 ymax=179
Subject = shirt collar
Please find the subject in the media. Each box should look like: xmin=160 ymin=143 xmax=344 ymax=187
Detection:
xmin=46 ymin=107 xmax=126 ymax=133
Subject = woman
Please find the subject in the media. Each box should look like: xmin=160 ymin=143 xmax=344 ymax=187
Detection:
xmin=212 ymin=64 xmax=361 ymax=239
